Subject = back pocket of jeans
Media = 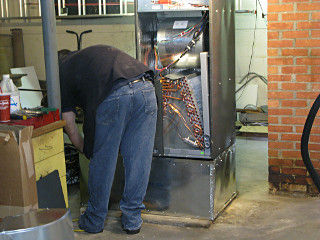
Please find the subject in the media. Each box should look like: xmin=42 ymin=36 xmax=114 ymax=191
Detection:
xmin=142 ymin=88 xmax=157 ymax=115
xmin=96 ymin=97 xmax=119 ymax=125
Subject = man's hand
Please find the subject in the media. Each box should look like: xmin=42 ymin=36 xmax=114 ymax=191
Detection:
xmin=62 ymin=111 xmax=84 ymax=153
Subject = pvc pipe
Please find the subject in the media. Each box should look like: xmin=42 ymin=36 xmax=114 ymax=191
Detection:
xmin=40 ymin=0 xmax=61 ymax=110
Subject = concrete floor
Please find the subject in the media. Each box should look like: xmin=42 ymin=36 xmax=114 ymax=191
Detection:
xmin=69 ymin=136 xmax=320 ymax=240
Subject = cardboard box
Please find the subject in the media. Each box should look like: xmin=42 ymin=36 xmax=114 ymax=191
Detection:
xmin=0 ymin=125 xmax=38 ymax=218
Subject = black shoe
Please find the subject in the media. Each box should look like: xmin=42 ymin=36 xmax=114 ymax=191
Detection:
xmin=78 ymin=223 xmax=103 ymax=234
xmin=124 ymin=228 xmax=140 ymax=235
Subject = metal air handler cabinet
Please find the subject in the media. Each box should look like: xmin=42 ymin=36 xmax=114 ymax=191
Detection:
xmin=135 ymin=0 xmax=237 ymax=220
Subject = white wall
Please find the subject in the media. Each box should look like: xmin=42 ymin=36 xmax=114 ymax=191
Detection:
xmin=235 ymin=0 xmax=268 ymax=108
xmin=0 ymin=17 xmax=136 ymax=80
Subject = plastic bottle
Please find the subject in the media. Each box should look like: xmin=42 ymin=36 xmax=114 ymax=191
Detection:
xmin=0 ymin=74 xmax=21 ymax=114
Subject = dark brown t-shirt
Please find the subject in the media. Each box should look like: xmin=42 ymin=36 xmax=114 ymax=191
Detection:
xmin=59 ymin=44 xmax=153 ymax=158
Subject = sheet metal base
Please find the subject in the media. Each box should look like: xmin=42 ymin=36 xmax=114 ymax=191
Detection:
xmin=110 ymin=144 xmax=237 ymax=220
xmin=0 ymin=209 xmax=74 ymax=240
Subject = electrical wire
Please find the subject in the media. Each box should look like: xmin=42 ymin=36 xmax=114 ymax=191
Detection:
xmin=154 ymin=11 xmax=208 ymax=74
xmin=236 ymin=0 xmax=258 ymax=102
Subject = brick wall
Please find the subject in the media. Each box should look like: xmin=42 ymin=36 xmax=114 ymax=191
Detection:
xmin=267 ymin=0 xmax=320 ymax=194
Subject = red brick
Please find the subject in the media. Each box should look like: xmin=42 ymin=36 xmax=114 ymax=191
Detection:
xmin=269 ymin=150 xmax=279 ymax=157
xmin=282 ymin=13 xmax=309 ymax=21
xmin=282 ymin=49 xmax=308 ymax=56
xmin=269 ymin=166 xmax=280 ymax=174
xmin=312 ymin=66 xmax=320 ymax=74
xmin=268 ymin=67 xmax=279 ymax=74
xmin=269 ymin=4 xmax=294 ymax=13
xmin=269 ymin=22 xmax=294 ymax=30
xmin=282 ymin=30 xmax=309 ymax=39
xmin=268 ymin=99 xmax=279 ymax=108
xmin=310 ymin=135 xmax=320 ymax=143
xmin=269 ymin=141 xmax=294 ymax=149
xmin=296 ymin=75 xmax=320 ymax=82
xmin=268 ymin=108 xmax=293 ymax=115
xmin=282 ymin=117 xmax=307 ymax=125
xmin=311 ymin=30 xmax=320 ymax=38
xmin=268 ymin=40 xmax=293 ymax=48
xmin=268 ymin=83 xmax=279 ymax=91
xmin=297 ymin=3 xmax=320 ymax=11
xmin=268 ymin=31 xmax=279 ymax=39
xmin=300 ymin=143 xmax=320 ymax=151
xmin=268 ymin=91 xmax=293 ymax=99
xmin=268 ymin=49 xmax=279 ymax=56
xmin=297 ymin=58 xmax=320 ymax=65
xmin=281 ymin=83 xmax=307 ymax=91
xmin=282 ymin=100 xmax=307 ymax=108
xmin=282 ymin=151 xmax=302 ymax=159
xmin=311 ymin=83 xmax=320 ymax=90
xmin=269 ymin=116 xmax=279 ymax=124
xmin=312 ymin=12 xmax=320 ymax=20
xmin=267 ymin=13 xmax=279 ymax=21
xmin=269 ymin=158 xmax=294 ymax=166
xmin=310 ymin=152 xmax=320 ymax=159
xmin=296 ymin=92 xmax=320 ymax=99
xmin=282 ymin=66 xmax=308 ymax=74
xmin=311 ymin=49 xmax=320 ymax=56
xmin=281 ymin=134 xmax=301 ymax=141
xmin=268 ymin=58 xmax=294 ymax=65
xmin=297 ymin=22 xmax=320 ymax=30
xmin=282 ymin=167 xmax=307 ymax=176
xmin=296 ymin=39 xmax=320 ymax=47
xmin=268 ymin=75 xmax=292 ymax=82
xmin=269 ymin=125 xmax=293 ymax=133
xmin=268 ymin=0 xmax=279 ymax=3
xmin=296 ymin=109 xmax=320 ymax=117
xmin=269 ymin=133 xmax=279 ymax=140
xmin=296 ymin=126 xmax=320 ymax=134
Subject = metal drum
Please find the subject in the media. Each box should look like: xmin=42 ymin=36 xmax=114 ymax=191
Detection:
xmin=0 ymin=209 xmax=74 ymax=240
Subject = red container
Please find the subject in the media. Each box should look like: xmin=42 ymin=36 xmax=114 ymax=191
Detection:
xmin=0 ymin=94 xmax=10 ymax=122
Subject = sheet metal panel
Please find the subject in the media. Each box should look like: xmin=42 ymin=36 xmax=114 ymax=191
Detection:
xmin=0 ymin=209 xmax=74 ymax=240
xmin=209 ymin=0 xmax=236 ymax=159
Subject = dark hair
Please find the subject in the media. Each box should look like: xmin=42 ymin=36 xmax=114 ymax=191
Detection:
xmin=58 ymin=49 xmax=71 ymax=63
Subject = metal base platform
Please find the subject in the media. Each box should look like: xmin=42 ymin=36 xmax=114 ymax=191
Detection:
xmin=0 ymin=209 xmax=74 ymax=240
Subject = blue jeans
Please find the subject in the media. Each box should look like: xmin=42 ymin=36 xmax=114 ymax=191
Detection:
xmin=79 ymin=80 xmax=157 ymax=233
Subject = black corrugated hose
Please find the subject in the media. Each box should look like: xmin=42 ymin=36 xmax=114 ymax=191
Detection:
xmin=301 ymin=93 xmax=320 ymax=193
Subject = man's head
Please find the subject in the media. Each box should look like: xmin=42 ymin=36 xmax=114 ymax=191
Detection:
xmin=58 ymin=49 xmax=71 ymax=64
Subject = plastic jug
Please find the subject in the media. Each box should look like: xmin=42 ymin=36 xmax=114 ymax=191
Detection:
xmin=0 ymin=74 xmax=21 ymax=113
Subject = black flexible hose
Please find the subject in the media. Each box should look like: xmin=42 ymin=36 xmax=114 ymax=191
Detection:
xmin=301 ymin=93 xmax=320 ymax=193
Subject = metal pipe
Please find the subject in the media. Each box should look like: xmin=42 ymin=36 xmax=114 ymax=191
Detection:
xmin=0 ymin=0 xmax=4 ymax=18
xmin=19 ymin=0 xmax=23 ymax=17
xmin=5 ymin=0 xmax=8 ymax=17
xmin=58 ymin=0 xmax=61 ymax=16
xmin=78 ymin=0 xmax=81 ymax=15
xmin=62 ymin=0 xmax=65 ymax=8
xmin=103 ymin=0 xmax=106 ymax=14
xmin=38 ymin=0 xmax=41 ymax=16
xmin=98 ymin=0 xmax=101 ymax=15
xmin=40 ymin=0 xmax=61 ymax=110
xmin=120 ymin=0 xmax=123 ymax=14
xmin=82 ymin=0 xmax=86 ymax=15
xmin=23 ymin=0 xmax=27 ymax=17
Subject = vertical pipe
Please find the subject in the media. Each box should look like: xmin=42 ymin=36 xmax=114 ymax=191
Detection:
xmin=124 ymin=0 xmax=127 ymax=14
xmin=82 ymin=0 xmax=85 ymax=15
xmin=120 ymin=0 xmax=122 ymax=14
xmin=5 ymin=0 xmax=8 ymax=17
xmin=40 ymin=0 xmax=61 ymax=110
xmin=98 ymin=0 xmax=101 ymax=15
xmin=23 ymin=0 xmax=27 ymax=17
xmin=38 ymin=0 xmax=41 ymax=16
xmin=78 ymin=0 xmax=81 ymax=15
xmin=103 ymin=0 xmax=106 ymax=14
xmin=62 ymin=0 xmax=65 ymax=8
xmin=0 ymin=0 xmax=4 ymax=18
xmin=58 ymin=0 xmax=61 ymax=16
xmin=19 ymin=0 xmax=23 ymax=17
